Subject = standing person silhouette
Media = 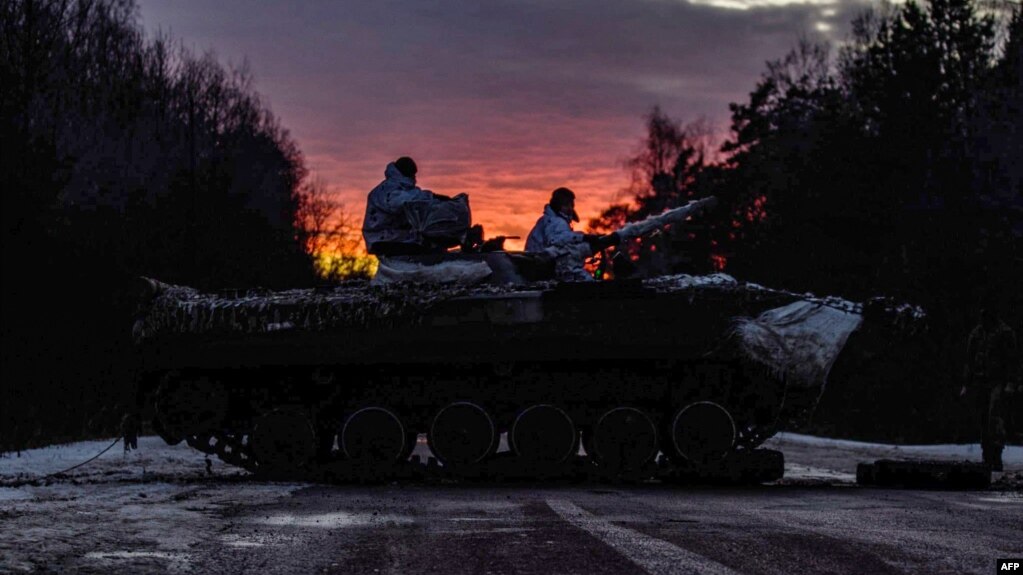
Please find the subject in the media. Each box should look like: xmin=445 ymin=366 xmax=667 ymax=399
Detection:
xmin=961 ymin=305 xmax=1017 ymax=471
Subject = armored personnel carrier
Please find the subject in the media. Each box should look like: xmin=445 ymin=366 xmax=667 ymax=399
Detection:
xmin=131 ymin=200 xmax=922 ymax=482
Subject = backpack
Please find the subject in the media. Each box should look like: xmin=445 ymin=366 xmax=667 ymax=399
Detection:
xmin=402 ymin=193 xmax=472 ymax=247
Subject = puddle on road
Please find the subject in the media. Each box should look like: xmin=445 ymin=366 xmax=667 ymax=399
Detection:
xmin=254 ymin=512 xmax=413 ymax=528
xmin=221 ymin=535 xmax=265 ymax=548
xmin=86 ymin=551 xmax=182 ymax=560
xmin=220 ymin=531 xmax=298 ymax=548
xmin=84 ymin=550 xmax=191 ymax=568
xmin=224 ymin=540 xmax=265 ymax=548
xmin=433 ymin=526 xmax=534 ymax=535
xmin=0 ymin=487 xmax=33 ymax=501
xmin=975 ymin=493 xmax=1023 ymax=504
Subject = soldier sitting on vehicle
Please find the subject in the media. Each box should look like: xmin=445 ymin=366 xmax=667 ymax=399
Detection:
xmin=960 ymin=305 xmax=1018 ymax=471
xmin=363 ymin=157 xmax=472 ymax=256
xmin=525 ymin=187 xmax=617 ymax=282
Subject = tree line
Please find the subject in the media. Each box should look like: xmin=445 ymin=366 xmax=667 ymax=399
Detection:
xmin=1 ymin=0 xmax=325 ymax=450
xmin=592 ymin=0 xmax=1022 ymax=441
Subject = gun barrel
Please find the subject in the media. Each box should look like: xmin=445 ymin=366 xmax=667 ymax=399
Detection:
xmin=614 ymin=197 xmax=716 ymax=243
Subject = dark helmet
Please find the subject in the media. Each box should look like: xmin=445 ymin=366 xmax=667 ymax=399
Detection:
xmin=980 ymin=306 xmax=996 ymax=326
xmin=550 ymin=187 xmax=578 ymax=221
xmin=395 ymin=156 xmax=418 ymax=179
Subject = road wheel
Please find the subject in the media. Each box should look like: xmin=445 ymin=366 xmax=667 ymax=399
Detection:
xmin=669 ymin=401 xmax=735 ymax=463
xmin=587 ymin=407 xmax=658 ymax=472
xmin=509 ymin=404 xmax=577 ymax=465
xmin=428 ymin=401 xmax=496 ymax=467
xmin=339 ymin=406 xmax=411 ymax=465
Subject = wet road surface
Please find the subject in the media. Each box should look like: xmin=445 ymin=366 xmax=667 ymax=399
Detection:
xmin=3 ymin=482 xmax=1022 ymax=573
xmin=1 ymin=436 xmax=1021 ymax=574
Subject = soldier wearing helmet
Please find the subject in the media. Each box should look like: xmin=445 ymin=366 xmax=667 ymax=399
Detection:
xmin=526 ymin=188 xmax=618 ymax=282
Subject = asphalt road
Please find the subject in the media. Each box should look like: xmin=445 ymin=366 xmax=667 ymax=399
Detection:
xmin=4 ymin=483 xmax=1021 ymax=574
xmin=229 ymin=484 xmax=1023 ymax=575
xmin=2 ymin=437 xmax=1021 ymax=574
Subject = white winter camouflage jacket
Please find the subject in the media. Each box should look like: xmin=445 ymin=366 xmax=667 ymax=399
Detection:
xmin=525 ymin=204 xmax=584 ymax=253
xmin=362 ymin=163 xmax=435 ymax=250
xmin=526 ymin=204 xmax=593 ymax=281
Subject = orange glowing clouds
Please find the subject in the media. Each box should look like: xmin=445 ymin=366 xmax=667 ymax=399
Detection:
xmin=307 ymin=155 xmax=630 ymax=252
xmin=300 ymin=110 xmax=643 ymax=252
xmin=135 ymin=0 xmax=863 ymax=253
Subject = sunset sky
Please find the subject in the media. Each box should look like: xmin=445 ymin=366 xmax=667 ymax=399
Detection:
xmin=137 ymin=0 xmax=876 ymax=250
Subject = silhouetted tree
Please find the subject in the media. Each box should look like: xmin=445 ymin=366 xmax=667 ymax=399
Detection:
xmin=297 ymin=177 xmax=376 ymax=281
xmin=1 ymin=0 xmax=316 ymax=450
xmin=974 ymin=7 xmax=1023 ymax=203
xmin=589 ymin=107 xmax=723 ymax=276
xmin=840 ymin=0 xmax=996 ymax=209
xmin=720 ymin=39 xmax=886 ymax=296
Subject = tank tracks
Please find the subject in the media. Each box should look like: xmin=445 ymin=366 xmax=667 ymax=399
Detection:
xmin=179 ymin=429 xmax=783 ymax=484
xmin=151 ymin=361 xmax=788 ymax=484
xmin=166 ymin=402 xmax=784 ymax=485
xmin=185 ymin=432 xmax=258 ymax=474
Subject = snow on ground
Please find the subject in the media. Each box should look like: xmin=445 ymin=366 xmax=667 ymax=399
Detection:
xmin=0 ymin=436 xmax=251 ymax=506
xmin=770 ymin=432 xmax=1023 ymax=466
xmin=1 ymin=433 xmax=1018 ymax=489
xmin=764 ymin=432 xmax=1023 ymax=485
xmin=0 ymin=436 xmax=242 ymax=480
xmin=0 ymin=438 xmax=301 ymax=573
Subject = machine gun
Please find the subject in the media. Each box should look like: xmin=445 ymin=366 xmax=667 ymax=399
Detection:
xmin=461 ymin=229 xmax=520 ymax=253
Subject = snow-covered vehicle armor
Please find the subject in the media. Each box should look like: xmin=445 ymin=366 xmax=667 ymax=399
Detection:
xmin=131 ymin=199 xmax=922 ymax=482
